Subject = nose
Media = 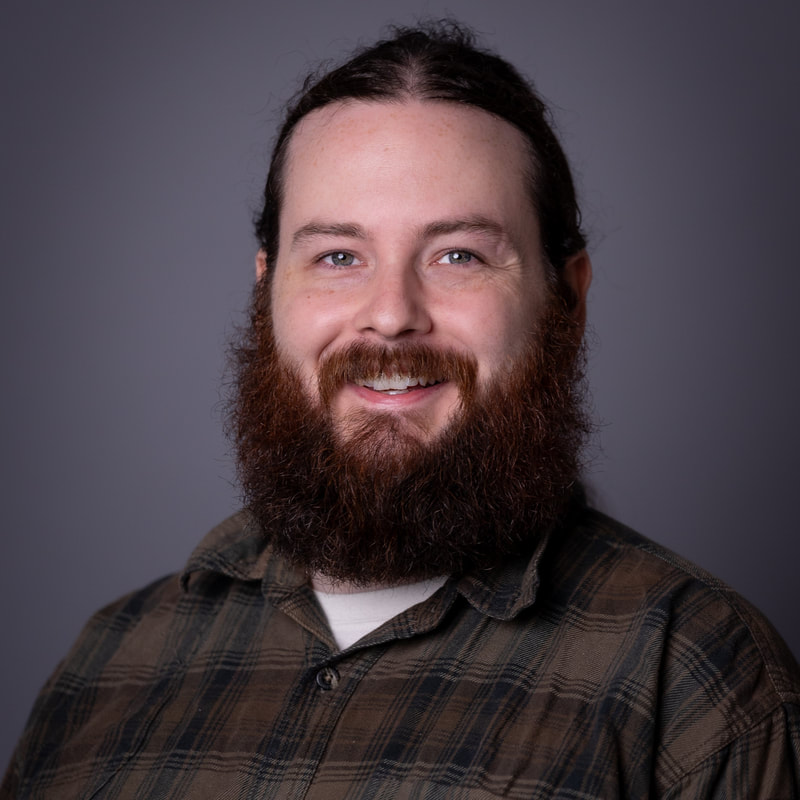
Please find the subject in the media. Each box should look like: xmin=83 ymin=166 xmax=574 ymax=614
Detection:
xmin=352 ymin=263 xmax=432 ymax=340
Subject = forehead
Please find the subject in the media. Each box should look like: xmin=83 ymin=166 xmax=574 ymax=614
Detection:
xmin=279 ymin=100 xmax=535 ymax=237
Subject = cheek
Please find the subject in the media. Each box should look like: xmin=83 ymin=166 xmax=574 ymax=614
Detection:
xmin=446 ymin=294 xmax=534 ymax=380
xmin=271 ymin=288 xmax=344 ymax=376
xmin=271 ymin=286 xmax=313 ymax=368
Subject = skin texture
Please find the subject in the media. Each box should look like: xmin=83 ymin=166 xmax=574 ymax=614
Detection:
xmin=263 ymin=100 xmax=590 ymax=442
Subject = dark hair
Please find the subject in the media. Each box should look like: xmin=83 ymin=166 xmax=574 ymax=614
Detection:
xmin=255 ymin=21 xmax=586 ymax=286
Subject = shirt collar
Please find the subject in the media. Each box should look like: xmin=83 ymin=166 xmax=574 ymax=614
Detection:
xmin=181 ymin=510 xmax=304 ymax=590
xmin=181 ymin=509 xmax=563 ymax=621
xmin=454 ymin=528 xmax=552 ymax=620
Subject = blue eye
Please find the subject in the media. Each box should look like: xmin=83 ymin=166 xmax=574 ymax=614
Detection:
xmin=323 ymin=252 xmax=356 ymax=267
xmin=442 ymin=250 xmax=474 ymax=265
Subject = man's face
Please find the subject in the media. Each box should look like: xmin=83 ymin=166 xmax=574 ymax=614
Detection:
xmin=268 ymin=100 xmax=552 ymax=441
xmin=234 ymin=99 xmax=591 ymax=585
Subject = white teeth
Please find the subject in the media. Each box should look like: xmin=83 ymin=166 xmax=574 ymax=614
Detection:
xmin=361 ymin=374 xmax=438 ymax=392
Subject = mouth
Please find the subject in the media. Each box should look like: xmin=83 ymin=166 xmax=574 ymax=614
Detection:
xmin=358 ymin=374 xmax=444 ymax=396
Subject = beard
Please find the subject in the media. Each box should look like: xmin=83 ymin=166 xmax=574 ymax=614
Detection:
xmin=228 ymin=277 xmax=591 ymax=587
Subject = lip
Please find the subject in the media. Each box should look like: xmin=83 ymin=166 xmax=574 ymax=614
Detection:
xmin=346 ymin=380 xmax=450 ymax=408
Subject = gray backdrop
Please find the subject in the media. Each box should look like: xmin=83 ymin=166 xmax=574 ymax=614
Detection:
xmin=2 ymin=0 xmax=798 ymax=769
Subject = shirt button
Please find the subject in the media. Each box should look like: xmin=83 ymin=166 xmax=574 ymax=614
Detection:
xmin=316 ymin=666 xmax=340 ymax=691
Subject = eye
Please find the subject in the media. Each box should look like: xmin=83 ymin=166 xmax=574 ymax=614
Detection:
xmin=321 ymin=251 xmax=358 ymax=268
xmin=436 ymin=250 xmax=475 ymax=266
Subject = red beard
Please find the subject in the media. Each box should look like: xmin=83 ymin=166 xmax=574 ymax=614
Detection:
xmin=228 ymin=277 xmax=590 ymax=586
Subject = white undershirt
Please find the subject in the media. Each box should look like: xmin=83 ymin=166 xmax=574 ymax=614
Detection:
xmin=313 ymin=577 xmax=448 ymax=650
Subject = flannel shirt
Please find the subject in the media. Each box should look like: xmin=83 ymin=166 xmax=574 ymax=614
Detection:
xmin=3 ymin=505 xmax=800 ymax=798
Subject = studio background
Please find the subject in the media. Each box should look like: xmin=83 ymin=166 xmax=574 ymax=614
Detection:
xmin=2 ymin=0 xmax=798 ymax=768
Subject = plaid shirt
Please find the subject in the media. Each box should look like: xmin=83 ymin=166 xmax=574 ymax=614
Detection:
xmin=4 ymin=506 xmax=800 ymax=798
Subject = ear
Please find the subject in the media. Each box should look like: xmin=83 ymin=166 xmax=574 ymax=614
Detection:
xmin=562 ymin=250 xmax=592 ymax=328
xmin=255 ymin=249 xmax=268 ymax=280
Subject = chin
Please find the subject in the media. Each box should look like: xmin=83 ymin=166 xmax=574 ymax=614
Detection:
xmin=332 ymin=408 xmax=449 ymax=452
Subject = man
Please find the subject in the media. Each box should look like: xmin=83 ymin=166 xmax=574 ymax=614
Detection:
xmin=3 ymin=22 xmax=799 ymax=799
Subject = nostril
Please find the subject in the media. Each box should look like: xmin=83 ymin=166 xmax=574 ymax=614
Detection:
xmin=354 ymin=283 xmax=433 ymax=339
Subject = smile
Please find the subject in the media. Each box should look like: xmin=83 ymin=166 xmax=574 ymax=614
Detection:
xmin=359 ymin=374 xmax=443 ymax=395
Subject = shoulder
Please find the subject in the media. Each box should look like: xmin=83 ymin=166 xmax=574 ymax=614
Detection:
xmin=550 ymin=507 xmax=800 ymax=696
xmin=38 ymin=514 xmax=270 ymax=687
xmin=1 ymin=573 xmax=180 ymax=796
xmin=2 ymin=516 xmax=271 ymax=796
xmin=542 ymin=507 xmax=800 ymax=792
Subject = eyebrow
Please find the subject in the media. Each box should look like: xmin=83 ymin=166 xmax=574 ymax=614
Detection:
xmin=289 ymin=215 xmax=515 ymax=250
xmin=418 ymin=216 xmax=510 ymax=243
xmin=291 ymin=222 xmax=367 ymax=248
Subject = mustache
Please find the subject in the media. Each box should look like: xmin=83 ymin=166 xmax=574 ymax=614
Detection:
xmin=317 ymin=341 xmax=478 ymax=407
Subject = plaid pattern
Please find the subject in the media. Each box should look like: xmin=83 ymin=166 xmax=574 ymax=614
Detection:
xmin=4 ymin=506 xmax=799 ymax=798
